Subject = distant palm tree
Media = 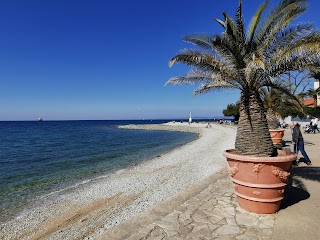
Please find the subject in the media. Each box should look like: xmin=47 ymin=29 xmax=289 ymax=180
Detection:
xmin=260 ymin=87 xmax=282 ymax=129
xmin=166 ymin=0 xmax=320 ymax=156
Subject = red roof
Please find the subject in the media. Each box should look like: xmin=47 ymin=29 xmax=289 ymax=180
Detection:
xmin=304 ymin=98 xmax=315 ymax=107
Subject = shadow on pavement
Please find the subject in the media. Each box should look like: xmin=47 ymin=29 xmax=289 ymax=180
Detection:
xmin=280 ymin=166 xmax=320 ymax=210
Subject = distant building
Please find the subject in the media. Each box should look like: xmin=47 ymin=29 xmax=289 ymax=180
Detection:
xmin=303 ymin=75 xmax=320 ymax=108
xmin=315 ymin=77 xmax=320 ymax=107
xmin=303 ymin=98 xmax=315 ymax=107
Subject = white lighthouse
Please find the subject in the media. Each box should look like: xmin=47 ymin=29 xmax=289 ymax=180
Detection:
xmin=188 ymin=112 xmax=192 ymax=124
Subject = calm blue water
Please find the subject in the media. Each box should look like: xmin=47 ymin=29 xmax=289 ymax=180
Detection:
xmin=0 ymin=120 xmax=197 ymax=222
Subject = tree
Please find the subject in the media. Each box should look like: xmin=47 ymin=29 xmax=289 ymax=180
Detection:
xmin=277 ymin=71 xmax=312 ymax=117
xmin=166 ymin=0 xmax=320 ymax=156
xmin=223 ymin=103 xmax=240 ymax=121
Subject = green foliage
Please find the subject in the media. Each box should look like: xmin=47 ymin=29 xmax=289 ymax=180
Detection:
xmin=277 ymin=106 xmax=305 ymax=119
xmin=306 ymin=107 xmax=320 ymax=117
xmin=223 ymin=103 xmax=240 ymax=121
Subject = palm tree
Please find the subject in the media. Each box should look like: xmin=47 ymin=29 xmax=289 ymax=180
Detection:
xmin=166 ymin=0 xmax=320 ymax=157
xmin=260 ymin=87 xmax=283 ymax=129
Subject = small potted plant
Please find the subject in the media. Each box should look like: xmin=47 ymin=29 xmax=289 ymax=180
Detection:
xmin=166 ymin=0 xmax=320 ymax=213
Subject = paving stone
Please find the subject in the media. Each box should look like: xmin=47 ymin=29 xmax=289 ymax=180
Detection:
xmin=162 ymin=211 xmax=180 ymax=222
xmin=126 ymin=232 xmax=149 ymax=240
xmin=191 ymin=224 xmax=212 ymax=238
xmin=166 ymin=236 xmax=185 ymax=240
xmin=259 ymin=214 xmax=275 ymax=221
xmin=236 ymin=234 xmax=259 ymax=240
xmin=262 ymin=228 xmax=273 ymax=236
xmin=145 ymin=236 xmax=164 ymax=240
xmin=222 ymin=206 xmax=236 ymax=216
xmin=149 ymin=226 xmax=167 ymax=238
xmin=202 ymin=209 xmax=222 ymax=217
xmin=242 ymin=227 xmax=264 ymax=236
xmin=175 ymin=204 xmax=187 ymax=212
xmin=209 ymin=215 xmax=225 ymax=224
xmin=214 ymin=225 xmax=241 ymax=235
xmin=236 ymin=206 xmax=249 ymax=214
xmin=185 ymin=204 xmax=199 ymax=212
xmin=236 ymin=213 xmax=259 ymax=227
xmin=192 ymin=210 xmax=211 ymax=224
xmin=179 ymin=209 xmax=193 ymax=222
xmin=179 ymin=218 xmax=193 ymax=228
xmin=194 ymin=193 xmax=209 ymax=201
xmin=225 ymin=217 xmax=237 ymax=226
xmin=208 ymin=199 xmax=218 ymax=206
xmin=223 ymin=191 xmax=234 ymax=197
xmin=211 ymin=208 xmax=233 ymax=218
xmin=184 ymin=198 xmax=202 ymax=206
xmin=139 ymin=223 xmax=157 ymax=234
xmin=201 ymin=195 xmax=212 ymax=202
xmin=207 ymin=223 xmax=221 ymax=232
xmin=162 ymin=228 xmax=178 ymax=237
xmin=199 ymin=201 xmax=214 ymax=210
xmin=216 ymin=218 xmax=227 ymax=225
xmin=155 ymin=219 xmax=179 ymax=231
xmin=214 ymin=233 xmax=239 ymax=240
xmin=258 ymin=219 xmax=275 ymax=229
xmin=178 ymin=224 xmax=194 ymax=237
xmin=217 ymin=196 xmax=232 ymax=203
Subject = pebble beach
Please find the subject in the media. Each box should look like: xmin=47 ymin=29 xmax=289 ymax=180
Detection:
xmin=0 ymin=122 xmax=236 ymax=240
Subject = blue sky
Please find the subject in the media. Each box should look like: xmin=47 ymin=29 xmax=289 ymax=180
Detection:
xmin=0 ymin=0 xmax=319 ymax=120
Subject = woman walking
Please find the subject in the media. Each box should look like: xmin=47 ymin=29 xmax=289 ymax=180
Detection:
xmin=289 ymin=122 xmax=312 ymax=166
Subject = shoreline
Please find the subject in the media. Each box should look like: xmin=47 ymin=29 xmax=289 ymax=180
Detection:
xmin=0 ymin=122 xmax=236 ymax=240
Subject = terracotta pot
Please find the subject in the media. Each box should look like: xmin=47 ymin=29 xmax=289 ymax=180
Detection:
xmin=223 ymin=149 xmax=296 ymax=214
xmin=269 ymin=129 xmax=285 ymax=145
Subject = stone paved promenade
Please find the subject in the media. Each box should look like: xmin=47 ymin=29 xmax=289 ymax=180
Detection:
xmin=99 ymin=173 xmax=275 ymax=240
xmin=97 ymin=127 xmax=320 ymax=240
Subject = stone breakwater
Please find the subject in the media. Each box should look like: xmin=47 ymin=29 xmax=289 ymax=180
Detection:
xmin=0 ymin=123 xmax=236 ymax=240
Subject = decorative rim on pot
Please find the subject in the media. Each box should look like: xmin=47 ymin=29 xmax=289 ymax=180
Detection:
xmin=223 ymin=149 xmax=297 ymax=163
xmin=269 ymin=129 xmax=285 ymax=132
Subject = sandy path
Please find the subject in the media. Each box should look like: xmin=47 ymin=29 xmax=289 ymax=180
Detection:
xmin=0 ymin=122 xmax=236 ymax=240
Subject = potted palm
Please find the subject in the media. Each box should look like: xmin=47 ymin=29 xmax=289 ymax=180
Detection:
xmin=260 ymin=87 xmax=285 ymax=145
xmin=166 ymin=0 xmax=320 ymax=213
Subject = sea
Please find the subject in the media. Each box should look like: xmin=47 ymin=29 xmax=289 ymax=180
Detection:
xmin=0 ymin=120 xmax=198 ymax=223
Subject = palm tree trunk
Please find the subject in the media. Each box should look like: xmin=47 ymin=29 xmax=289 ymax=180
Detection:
xmin=266 ymin=108 xmax=279 ymax=129
xmin=235 ymin=91 xmax=275 ymax=156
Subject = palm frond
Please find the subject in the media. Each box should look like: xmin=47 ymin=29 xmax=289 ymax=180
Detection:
xmin=247 ymin=1 xmax=269 ymax=48
xmin=183 ymin=34 xmax=215 ymax=51
xmin=274 ymin=32 xmax=320 ymax=60
xmin=213 ymin=18 xmax=226 ymax=29
xmin=265 ymin=23 xmax=313 ymax=56
xmin=169 ymin=49 xmax=221 ymax=70
xmin=165 ymin=70 xmax=213 ymax=86
xmin=223 ymin=12 xmax=245 ymax=48
xmin=266 ymin=81 xmax=304 ymax=110
xmin=193 ymin=82 xmax=237 ymax=96
xmin=235 ymin=0 xmax=245 ymax=42
xmin=255 ymin=0 xmax=308 ymax=48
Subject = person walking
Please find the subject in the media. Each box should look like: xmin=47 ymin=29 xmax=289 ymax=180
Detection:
xmin=310 ymin=117 xmax=316 ymax=133
xmin=289 ymin=122 xmax=312 ymax=166
xmin=313 ymin=117 xmax=319 ymax=133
